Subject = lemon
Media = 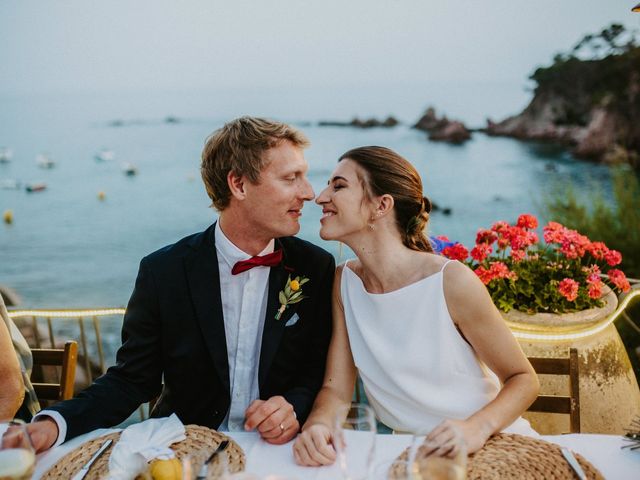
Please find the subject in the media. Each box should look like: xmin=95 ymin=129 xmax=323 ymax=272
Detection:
xmin=149 ymin=458 xmax=182 ymax=480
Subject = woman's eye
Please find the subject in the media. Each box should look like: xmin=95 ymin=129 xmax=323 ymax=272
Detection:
xmin=333 ymin=184 xmax=344 ymax=190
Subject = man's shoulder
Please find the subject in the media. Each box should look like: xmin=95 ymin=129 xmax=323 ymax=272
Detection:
xmin=142 ymin=225 xmax=213 ymax=266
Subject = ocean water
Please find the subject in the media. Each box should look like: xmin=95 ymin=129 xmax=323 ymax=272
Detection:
xmin=0 ymin=83 xmax=612 ymax=308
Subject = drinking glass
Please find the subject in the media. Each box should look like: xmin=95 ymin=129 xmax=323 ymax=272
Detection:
xmin=333 ymin=403 xmax=376 ymax=480
xmin=0 ymin=420 xmax=36 ymax=480
xmin=410 ymin=432 xmax=467 ymax=480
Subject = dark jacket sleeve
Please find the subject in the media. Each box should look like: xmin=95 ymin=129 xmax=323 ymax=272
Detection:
xmin=283 ymin=252 xmax=335 ymax=424
xmin=47 ymin=259 xmax=164 ymax=441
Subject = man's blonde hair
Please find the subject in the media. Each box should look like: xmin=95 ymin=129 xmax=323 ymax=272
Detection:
xmin=201 ymin=116 xmax=310 ymax=210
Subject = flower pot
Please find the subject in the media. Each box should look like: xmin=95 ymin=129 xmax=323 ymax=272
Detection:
xmin=501 ymin=289 xmax=640 ymax=435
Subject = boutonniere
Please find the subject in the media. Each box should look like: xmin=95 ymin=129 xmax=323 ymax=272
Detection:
xmin=275 ymin=275 xmax=310 ymax=320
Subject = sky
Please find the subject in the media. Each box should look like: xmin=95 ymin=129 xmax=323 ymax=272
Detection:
xmin=0 ymin=0 xmax=638 ymax=95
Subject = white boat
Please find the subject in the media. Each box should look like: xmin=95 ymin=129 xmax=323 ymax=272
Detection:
xmin=0 ymin=147 xmax=13 ymax=163
xmin=122 ymin=162 xmax=138 ymax=176
xmin=0 ymin=179 xmax=20 ymax=190
xmin=36 ymin=154 xmax=55 ymax=169
xmin=95 ymin=149 xmax=115 ymax=162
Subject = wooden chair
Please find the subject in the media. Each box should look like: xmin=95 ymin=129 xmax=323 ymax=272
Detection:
xmin=31 ymin=341 xmax=78 ymax=402
xmin=527 ymin=348 xmax=580 ymax=433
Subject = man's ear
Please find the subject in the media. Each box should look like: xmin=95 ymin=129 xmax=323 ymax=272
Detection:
xmin=227 ymin=170 xmax=247 ymax=200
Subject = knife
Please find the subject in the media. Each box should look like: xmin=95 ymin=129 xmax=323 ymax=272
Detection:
xmin=561 ymin=447 xmax=587 ymax=480
xmin=196 ymin=439 xmax=229 ymax=480
xmin=71 ymin=438 xmax=113 ymax=480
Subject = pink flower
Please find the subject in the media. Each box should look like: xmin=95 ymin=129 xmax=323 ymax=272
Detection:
xmin=491 ymin=221 xmax=510 ymax=233
xmin=436 ymin=235 xmax=451 ymax=242
xmin=608 ymin=269 xmax=631 ymax=292
xmin=511 ymin=249 xmax=526 ymax=262
xmin=558 ymin=278 xmax=579 ymax=302
xmin=543 ymin=221 xmax=566 ymax=244
xmin=604 ymin=249 xmax=622 ymax=266
xmin=471 ymin=243 xmax=492 ymax=262
xmin=474 ymin=266 xmax=493 ymax=285
xmin=441 ymin=243 xmax=469 ymax=261
xmin=588 ymin=282 xmax=602 ymax=299
xmin=517 ymin=214 xmax=538 ymax=229
xmin=559 ymin=229 xmax=590 ymax=259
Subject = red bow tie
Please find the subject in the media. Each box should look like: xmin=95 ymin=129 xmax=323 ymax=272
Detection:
xmin=231 ymin=249 xmax=283 ymax=275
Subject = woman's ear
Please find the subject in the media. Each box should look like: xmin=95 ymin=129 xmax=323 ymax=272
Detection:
xmin=227 ymin=171 xmax=246 ymax=200
xmin=376 ymin=194 xmax=394 ymax=217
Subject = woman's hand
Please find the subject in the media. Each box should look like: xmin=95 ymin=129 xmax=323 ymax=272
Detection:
xmin=292 ymin=423 xmax=337 ymax=466
xmin=423 ymin=418 xmax=491 ymax=457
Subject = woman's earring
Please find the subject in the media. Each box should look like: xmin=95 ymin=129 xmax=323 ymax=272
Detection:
xmin=368 ymin=216 xmax=376 ymax=230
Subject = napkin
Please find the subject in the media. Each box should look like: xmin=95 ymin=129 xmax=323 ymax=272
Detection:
xmin=107 ymin=413 xmax=186 ymax=479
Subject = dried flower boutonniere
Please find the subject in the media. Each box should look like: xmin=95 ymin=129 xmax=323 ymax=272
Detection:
xmin=275 ymin=275 xmax=309 ymax=320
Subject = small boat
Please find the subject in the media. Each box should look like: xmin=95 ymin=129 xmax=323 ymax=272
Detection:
xmin=122 ymin=162 xmax=138 ymax=176
xmin=36 ymin=154 xmax=55 ymax=169
xmin=0 ymin=179 xmax=20 ymax=190
xmin=94 ymin=149 xmax=115 ymax=162
xmin=0 ymin=147 xmax=13 ymax=163
xmin=25 ymin=182 xmax=47 ymax=193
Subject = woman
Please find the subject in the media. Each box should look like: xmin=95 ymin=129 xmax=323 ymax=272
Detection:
xmin=0 ymin=295 xmax=27 ymax=420
xmin=293 ymin=146 xmax=539 ymax=466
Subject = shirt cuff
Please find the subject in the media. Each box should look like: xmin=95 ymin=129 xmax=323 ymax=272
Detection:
xmin=32 ymin=410 xmax=67 ymax=448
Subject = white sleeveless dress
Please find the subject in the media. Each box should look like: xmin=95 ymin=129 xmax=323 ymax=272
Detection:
xmin=341 ymin=260 xmax=537 ymax=435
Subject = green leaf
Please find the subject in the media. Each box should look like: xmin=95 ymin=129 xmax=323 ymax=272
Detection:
xmin=279 ymin=291 xmax=287 ymax=305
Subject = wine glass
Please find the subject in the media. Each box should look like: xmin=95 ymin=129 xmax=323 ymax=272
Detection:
xmin=333 ymin=403 xmax=376 ymax=480
xmin=0 ymin=420 xmax=36 ymax=480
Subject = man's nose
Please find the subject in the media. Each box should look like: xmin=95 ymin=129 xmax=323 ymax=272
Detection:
xmin=300 ymin=177 xmax=315 ymax=201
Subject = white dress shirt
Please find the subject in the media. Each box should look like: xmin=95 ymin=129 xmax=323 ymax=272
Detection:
xmin=36 ymin=222 xmax=273 ymax=443
xmin=215 ymin=222 xmax=272 ymax=431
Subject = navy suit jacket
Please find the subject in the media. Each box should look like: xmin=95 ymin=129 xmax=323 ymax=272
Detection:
xmin=49 ymin=223 xmax=335 ymax=441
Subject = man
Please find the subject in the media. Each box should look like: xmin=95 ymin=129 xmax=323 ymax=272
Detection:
xmin=22 ymin=116 xmax=335 ymax=452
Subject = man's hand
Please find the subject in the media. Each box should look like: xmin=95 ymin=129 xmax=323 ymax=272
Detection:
xmin=244 ymin=396 xmax=299 ymax=444
xmin=2 ymin=418 xmax=59 ymax=453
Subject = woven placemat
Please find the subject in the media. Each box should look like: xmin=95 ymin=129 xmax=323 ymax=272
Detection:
xmin=42 ymin=424 xmax=245 ymax=479
xmin=390 ymin=433 xmax=604 ymax=480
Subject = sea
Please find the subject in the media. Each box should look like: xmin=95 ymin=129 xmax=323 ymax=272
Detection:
xmin=0 ymin=82 xmax=613 ymax=309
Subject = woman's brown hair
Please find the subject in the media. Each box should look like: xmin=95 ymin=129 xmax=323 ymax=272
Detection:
xmin=339 ymin=146 xmax=433 ymax=253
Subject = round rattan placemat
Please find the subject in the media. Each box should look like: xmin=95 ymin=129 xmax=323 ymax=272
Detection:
xmin=42 ymin=424 xmax=245 ymax=479
xmin=391 ymin=433 xmax=604 ymax=480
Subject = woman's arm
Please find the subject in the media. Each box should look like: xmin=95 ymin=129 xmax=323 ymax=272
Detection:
xmin=293 ymin=264 xmax=358 ymax=466
xmin=0 ymin=313 xmax=25 ymax=420
xmin=428 ymin=261 xmax=539 ymax=455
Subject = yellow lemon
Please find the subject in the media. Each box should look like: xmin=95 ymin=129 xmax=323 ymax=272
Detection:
xmin=149 ymin=458 xmax=182 ymax=480
xmin=290 ymin=279 xmax=300 ymax=291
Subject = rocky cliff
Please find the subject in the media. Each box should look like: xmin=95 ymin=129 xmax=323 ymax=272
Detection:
xmin=487 ymin=29 xmax=640 ymax=167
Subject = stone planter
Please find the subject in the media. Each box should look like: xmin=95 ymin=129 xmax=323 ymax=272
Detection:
xmin=501 ymin=289 xmax=640 ymax=435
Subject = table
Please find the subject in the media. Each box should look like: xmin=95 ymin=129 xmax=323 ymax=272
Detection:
xmin=33 ymin=429 xmax=639 ymax=479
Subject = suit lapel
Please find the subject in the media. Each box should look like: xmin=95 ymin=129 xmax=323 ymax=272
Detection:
xmin=184 ymin=223 xmax=230 ymax=394
xmin=259 ymin=239 xmax=296 ymax=388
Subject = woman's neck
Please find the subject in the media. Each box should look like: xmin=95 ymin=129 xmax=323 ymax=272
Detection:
xmin=345 ymin=230 xmax=429 ymax=294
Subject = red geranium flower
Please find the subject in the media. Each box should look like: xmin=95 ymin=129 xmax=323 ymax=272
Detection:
xmin=558 ymin=278 xmax=579 ymax=302
xmin=517 ymin=214 xmax=538 ymax=229
xmin=608 ymin=269 xmax=631 ymax=292
xmin=441 ymin=243 xmax=469 ymax=261
xmin=604 ymin=249 xmax=622 ymax=267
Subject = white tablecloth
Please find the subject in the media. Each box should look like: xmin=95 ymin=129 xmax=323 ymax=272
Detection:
xmin=33 ymin=429 xmax=639 ymax=479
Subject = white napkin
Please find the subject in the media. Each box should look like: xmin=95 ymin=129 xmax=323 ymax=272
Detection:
xmin=107 ymin=414 xmax=186 ymax=479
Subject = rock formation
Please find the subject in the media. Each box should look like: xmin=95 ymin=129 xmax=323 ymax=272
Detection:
xmin=413 ymin=107 xmax=471 ymax=144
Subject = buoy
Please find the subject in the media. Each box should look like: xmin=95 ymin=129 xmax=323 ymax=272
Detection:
xmin=97 ymin=191 xmax=106 ymax=201
xmin=3 ymin=209 xmax=13 ymax=225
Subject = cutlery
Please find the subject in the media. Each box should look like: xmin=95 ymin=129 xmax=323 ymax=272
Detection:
xmin=71 ymin=438 xmax=113 ymax=480
xmin=561 ymin=447 xmax=587 ymax=480
xmin=196 ymin=439 xmax=230 ymax=480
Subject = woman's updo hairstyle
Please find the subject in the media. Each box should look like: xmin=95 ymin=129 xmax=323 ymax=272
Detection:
xmin=339 ymin=146 xmax=433 ymax=253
